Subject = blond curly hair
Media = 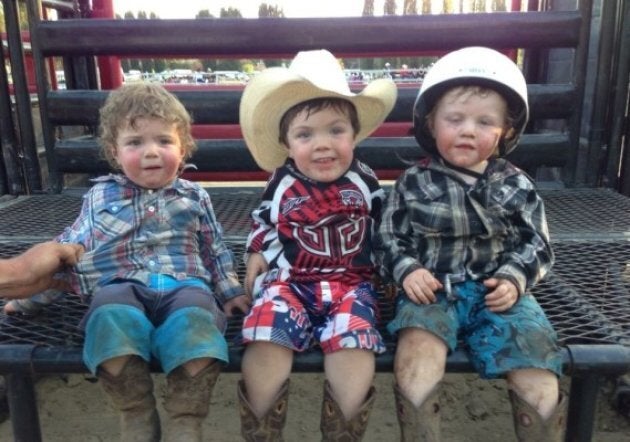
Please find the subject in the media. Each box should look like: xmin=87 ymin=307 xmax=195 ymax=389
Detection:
xmin=99 ymin=83 xmax=196 ymax=169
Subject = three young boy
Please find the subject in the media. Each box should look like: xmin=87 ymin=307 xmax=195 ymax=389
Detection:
xmin=1 ymin=46 xmax=565 ymax=441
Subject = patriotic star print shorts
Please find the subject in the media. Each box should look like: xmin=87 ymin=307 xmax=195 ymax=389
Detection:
xmin=241 ymin=280 xmax=386 ymax=354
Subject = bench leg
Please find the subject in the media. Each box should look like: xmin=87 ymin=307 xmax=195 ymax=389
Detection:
xmin=566 ymin=374 xmax=601 ymax=442
xmin=6 ymin=372 xmax=42 ymax=442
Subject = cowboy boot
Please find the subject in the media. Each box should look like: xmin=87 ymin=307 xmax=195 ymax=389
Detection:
xmin=393 ymin=383 xmax=441 ymax=442
xmin=163 ymin=360 xmax=221 ymax=442
xmin=238 ymin=379 xmax=289 ymax=442
xmin=509 ymin=390 xmax=568 ymax=442
xmin=98 ymin=356 xmax=160 ymax=442
xmin=320 ymin=381 xmax=376 ymax=442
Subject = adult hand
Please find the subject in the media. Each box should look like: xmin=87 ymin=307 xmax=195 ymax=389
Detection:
xmin=0 ymin=242 xmax=84 ymax=298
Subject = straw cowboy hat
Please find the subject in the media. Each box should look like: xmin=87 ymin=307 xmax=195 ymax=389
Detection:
xmin=239 ymin=49 xmax=398 ymax=172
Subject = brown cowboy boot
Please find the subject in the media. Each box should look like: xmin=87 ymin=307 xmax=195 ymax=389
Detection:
xmin=98 ymin=356 xmax=160 ymax=442
xmin=509 ymin=390 xmax=568 ymax=442
xmin=163 ymin=360 xmax=221 ymax=442
xmin=393 ymin=383 xmax=441 ymax=442
xmin=320 ymin=381 xmax=376 ymax=442
xmin=238 ymin=379 xmax=289 ymax=442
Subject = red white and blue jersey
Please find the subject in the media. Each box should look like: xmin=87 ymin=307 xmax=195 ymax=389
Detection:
xmin=247 ymin=159 xmax=384 ymax=285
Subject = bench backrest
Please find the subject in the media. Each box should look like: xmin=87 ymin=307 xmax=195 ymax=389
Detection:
xmin=24 ymin=0 xmax=593 ymax=191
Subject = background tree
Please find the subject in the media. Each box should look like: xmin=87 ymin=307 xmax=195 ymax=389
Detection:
xmin=258 ymin=4 xmax=284 ymax=18
xmin=148 ymin=12 xmax=165 ymax=73
xmin=256 ymin=4 xmax=285 ymax=68
xmin=220 ymin=7 xmax=242 ymax=18
xmin=135 ymin=11 xmax=149 ymax=72
xmin=471 ymin=0 xmax=486 ymax=12
xmin=196 ymin=10 xmax=215 ymax=72
xmin=215 ymin=8 xmax=244 ymax=71
xmin=421 ymin=0 xmax=432 ymax=14
xmin=122 ymin=12 xmax=140 ymax=72
xmin=493 ymin=0 xmax=508 ymax=11
xmin=383 ymin=0 xmax=397 ymax=15
xmin=404 ymin=0 xmax=418 ymax=15
xmin=196 ymin=10 xmax=214 ymax=18
xmin=362 ymin=0 xmax=374 ymax=16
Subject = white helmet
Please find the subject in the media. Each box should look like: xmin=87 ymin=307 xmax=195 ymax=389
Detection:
xmin=413 ymin=46 xmax=529 ymax=157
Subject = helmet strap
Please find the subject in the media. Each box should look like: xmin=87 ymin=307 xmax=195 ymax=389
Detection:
xmin=440 ymin=158 xmax=485 ymax=180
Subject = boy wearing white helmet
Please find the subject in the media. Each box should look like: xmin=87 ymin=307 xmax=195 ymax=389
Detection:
xmin=376 ymin=47 xmax=566 ymax=441
xmin=238 ymin=49 xmax=397 ymax=440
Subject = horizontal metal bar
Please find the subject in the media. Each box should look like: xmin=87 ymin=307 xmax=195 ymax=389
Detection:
xmin=2 ymin=345 xmax=628 ymax=376
xmin=46 ymin=84 xmax=577 ymax=126
xmin=36 ymin=12 xmax=582 ymax=57
xmin=53 ymin=133 xmax=571 ymax=174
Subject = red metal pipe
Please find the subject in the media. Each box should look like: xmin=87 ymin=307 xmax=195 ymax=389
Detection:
xmin=90 ymin=0 xmax=122 ymax=89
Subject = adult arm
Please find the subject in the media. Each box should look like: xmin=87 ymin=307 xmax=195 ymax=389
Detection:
xmin=0 ymin=242 xmax=84 ymax=298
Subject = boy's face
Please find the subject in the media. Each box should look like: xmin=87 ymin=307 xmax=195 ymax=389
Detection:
xmin=112 ymin=117 xmax=185 ymax=189
xmin=429 ymin=88 xmax=508 ymax=173
xmin=284 ymin=106 xmax=356 ymax=183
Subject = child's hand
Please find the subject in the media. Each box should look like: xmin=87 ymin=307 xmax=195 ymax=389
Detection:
xmin=402 ymin=268 xmax=442 ymax=304
xmin=245 ymin=253 xmax=268 ymax=297
xmin=483 ymin=278 xmax=518 ymax=312
xmin=223 ymin=294 xmax=251 ymax=318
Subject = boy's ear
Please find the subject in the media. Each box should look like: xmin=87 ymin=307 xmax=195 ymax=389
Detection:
xmin=504 ymin=127 xmax=516 ymax=140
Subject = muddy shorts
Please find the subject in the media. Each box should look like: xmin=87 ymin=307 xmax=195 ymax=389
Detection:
xmin=387 ymin=280 xmax=562 ymax=378
xmin=81 ymin=276 xmax=228 ymax=374
xmin=242 ymin=280 xmax=386 ymax=354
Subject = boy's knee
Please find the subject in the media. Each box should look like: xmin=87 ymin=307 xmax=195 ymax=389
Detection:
xmin=395 ymin=329 xmax=447 ymax=388
xmin=507 ymin=368 xmax=559 ymax=399
xmin=398 ymin=328 xmax=448 ymax=361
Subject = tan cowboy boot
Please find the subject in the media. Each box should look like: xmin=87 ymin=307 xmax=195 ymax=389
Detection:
xmin=320 ymin=380 xmax=376 ymax=441
xmin=99 ymin=356 xmax=160 ymax=442
xmin=509 ymin=390 xmax=568 ymax=442
xmin=393 ymin=383 xmax=441 ymax=442
xmin=163 ymin=360 xmax=221 ymax=442
xmin=238 ymin=379 xmax=289 ymax=442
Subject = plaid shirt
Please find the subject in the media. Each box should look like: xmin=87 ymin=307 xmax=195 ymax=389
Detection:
xmin=376 ymin=156 xmax=554 ymax=295
xmin=58 ymin=174 xmax=244 ymax=303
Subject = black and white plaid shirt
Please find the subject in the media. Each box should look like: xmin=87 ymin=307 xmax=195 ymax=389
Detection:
xmin=376 ymin=156 xmax=554 ymax=296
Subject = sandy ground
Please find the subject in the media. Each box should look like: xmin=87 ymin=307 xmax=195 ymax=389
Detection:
xmin=0 ymin=372 xmax=629 ymax=441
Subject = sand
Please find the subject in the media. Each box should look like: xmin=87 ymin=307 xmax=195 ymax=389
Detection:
xmin=0 ymin=372 xmax=628 ymax=441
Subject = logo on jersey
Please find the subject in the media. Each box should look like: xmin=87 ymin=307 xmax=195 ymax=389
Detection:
xmin=357 ymin=161 xmax=377 ymax=179
xmin=339 ymin=189 xmax=364 ymax=208
xmin=292 ymin=215 xmax=366 ymax=257
xmin=281 ymin=196 xmax=310 ymax=215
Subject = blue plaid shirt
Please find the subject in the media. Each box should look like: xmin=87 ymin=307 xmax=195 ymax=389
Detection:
xmin=376 ymin=157 xmax=554 ymax=295
xmin=59 ymin=174 xmax=244 ymax=303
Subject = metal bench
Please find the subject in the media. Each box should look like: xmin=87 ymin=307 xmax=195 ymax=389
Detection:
xmin=0 ymin=1 xmax=629 ymax=441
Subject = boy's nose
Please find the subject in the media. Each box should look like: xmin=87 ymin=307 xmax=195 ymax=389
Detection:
xmin=143 ymin=143 xmax=160 ymax=156
xmin=460 ymin=119 xmax=476 ymax=136
xmin=314 ymin=133 xmax=331 ymax=149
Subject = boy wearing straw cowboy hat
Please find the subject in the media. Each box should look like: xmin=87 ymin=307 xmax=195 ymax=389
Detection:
xmin=238 ymin=49 xmax=397 ymax=440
